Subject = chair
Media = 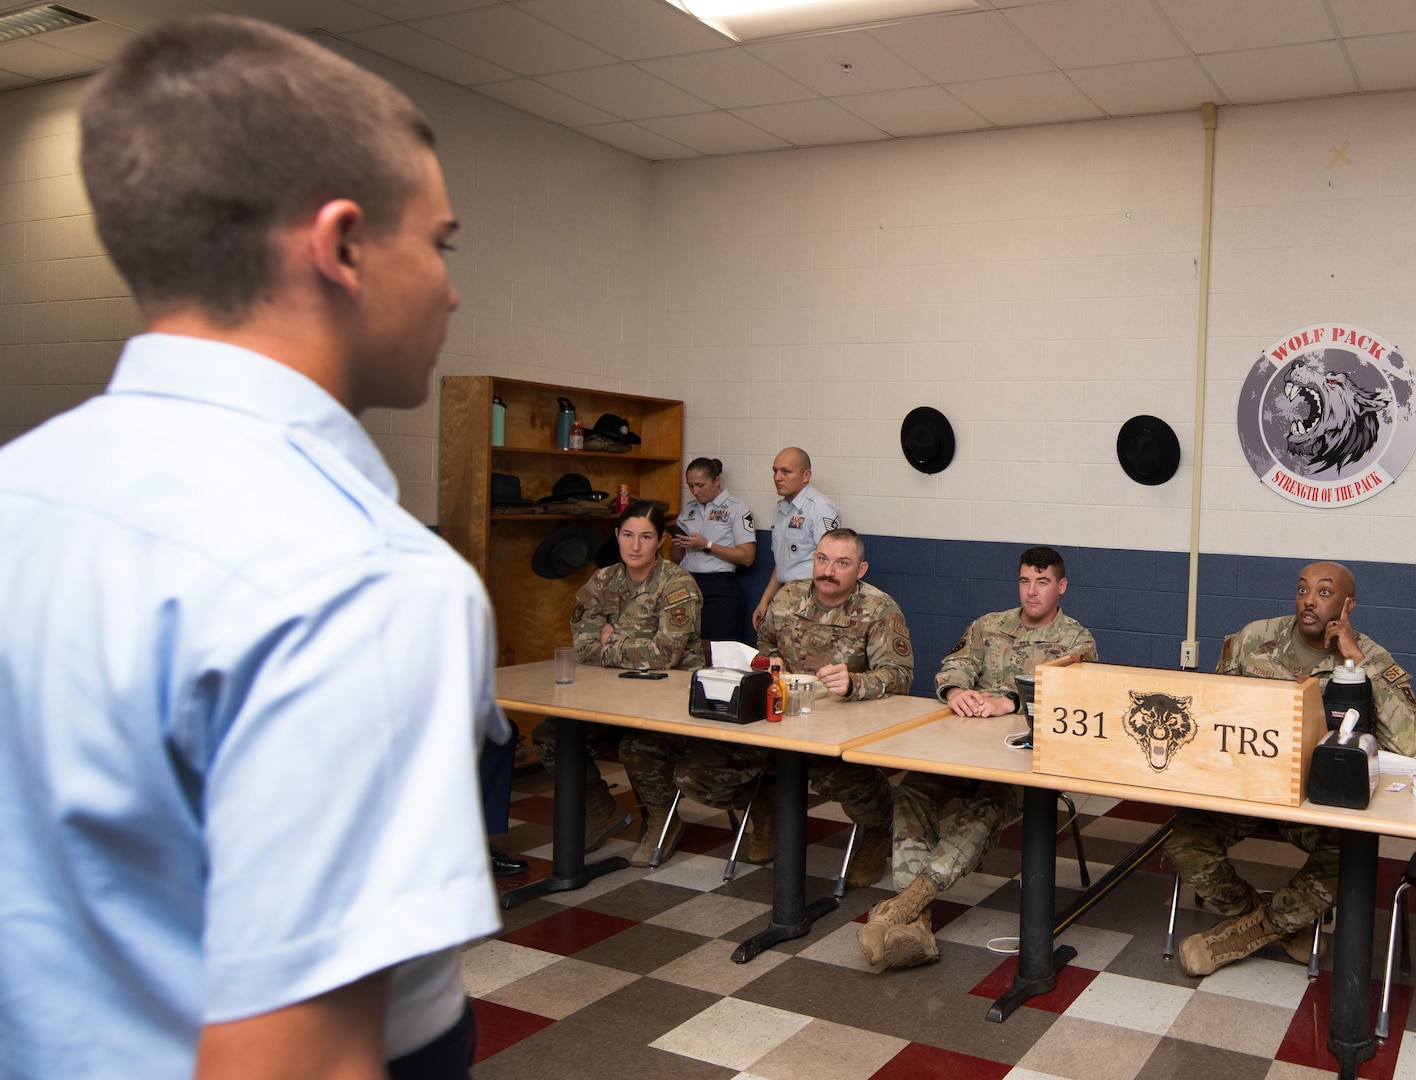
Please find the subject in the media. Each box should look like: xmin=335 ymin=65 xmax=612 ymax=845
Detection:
xmin=1376 ymin=851 xmax=1416 ymax=1039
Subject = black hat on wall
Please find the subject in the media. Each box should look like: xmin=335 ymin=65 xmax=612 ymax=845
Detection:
xmin=532 ymin=524 xmax=602 ymax=579
xmin=900 ymin=406 xmax=955 ymax=474
xmin=1117 ymin=415 xmax=1181 ymax=486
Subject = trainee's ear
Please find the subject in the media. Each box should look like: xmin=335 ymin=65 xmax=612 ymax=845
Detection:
xmin=857 ymin=560 xmax=868 ymax=579
xmin=307 ymin=199 xmax=365 ymax=294
xmin=1057 ymin=577 xmax=1068 ymax=595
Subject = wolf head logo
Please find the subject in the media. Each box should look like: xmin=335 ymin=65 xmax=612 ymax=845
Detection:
xmin=1122 ymin=691 xmax=1196 ymax=772
xmin=1282 ymin=354 xmax=1391 ymax=475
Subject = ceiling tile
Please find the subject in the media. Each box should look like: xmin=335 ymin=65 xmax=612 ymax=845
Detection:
xmin=0 ymin=70 xmax=35 ymax=92
xmin=947 ymin=70 xmax=1105 ymax=126
xmin=576 ymin=121 xmax=701 ymax=160
xmin=836 ymin=85 xmax=990 ymax=136
xmin=67 ymin=0 xmax=213 ymax=33
xmin=1006 ymin=0 xmax=1186 ymax=68
xmin=868 ymin=10 xmax=1053 ymax=83
xmin=1067 ymin=57 xmax=1224 ymax=116
xmin=35 ymin=22 xmax=142 ymax=64
xmin=539 ymin=63 xmax=713 ymax=120
xmin=637 ymin=48 xmax=815 ymax=109
xmin=356 ymin=0 xmax=499 ymax=17
xmin=639 ymin=111 xmax=790 ymax=155
xmin=0 ymin=40 xmax=100 ymax=81
xmin=1200 ymin=41 xmax=1357 ymax=104
xmin=1328 ymin=0 xmax=1416 ymax=37
xmin=344 ymin=24 xmax=515 ymax=85
xmin=416 ymin=5 xmax=618 ymax=75
xmin=518 ymin=0 xmax=727 ymax=61
xmin=205 ymin=0 xmax=385 ymax=33
xmin=1156 ymin=0 xmax=1334 ymax=54
xmin=475 ymin=77 xmax=620 ymax=127
xmin=1339 ymin=32 xmax=1416 ymax=93
xmin=729 ymin=99 xmax=891 ymax=147
xmin=747 ymin=28 xmax=933 ymax=96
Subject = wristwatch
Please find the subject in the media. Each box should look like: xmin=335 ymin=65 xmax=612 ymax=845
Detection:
xmin=705 ymin=541 xmax=713 ymax=553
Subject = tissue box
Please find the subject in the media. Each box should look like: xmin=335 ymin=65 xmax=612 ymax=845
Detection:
xmin=1033 ymin=656 xmax=1325 ymax=807
xmin=688 ymin=667 xmax=771 ymax=724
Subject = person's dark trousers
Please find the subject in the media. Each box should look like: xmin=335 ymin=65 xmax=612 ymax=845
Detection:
xmin=692 ymin=572 xmax=747 ymax=643
xmin=481 ymin=718 xmax=519 ymax=834
xmin=388 ymin=1000 xmax=475 ymax=1079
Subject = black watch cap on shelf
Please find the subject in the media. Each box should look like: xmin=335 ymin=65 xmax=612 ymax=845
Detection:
xmin=1117 ymin=415 xmax=1181 ymax=486
xmin=490 ymin=472 xmax=535 ymax=507
xmin=589 ymin=413 xmax=641 ymax=445
xmin=900 ymin=406 xmax=955 ymax=474
xmin=532 ymin=523 xmax=603 ymax=579
xmin=538 ymin=472 xmax=611 ymax=503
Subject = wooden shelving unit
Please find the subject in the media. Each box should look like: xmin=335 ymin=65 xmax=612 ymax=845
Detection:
xmin=439 ymin=375 xmax=684 ymax=666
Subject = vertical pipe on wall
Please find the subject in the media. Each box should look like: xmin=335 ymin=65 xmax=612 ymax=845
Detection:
xmin=1185 ymin=103 xmax=1218 ymax=663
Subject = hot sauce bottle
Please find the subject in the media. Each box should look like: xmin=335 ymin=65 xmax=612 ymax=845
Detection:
xmin=767 ymin=662 xmax=785 ymax=721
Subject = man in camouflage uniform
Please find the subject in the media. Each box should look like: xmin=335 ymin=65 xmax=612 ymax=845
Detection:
xmin=1166 ymin=561 xmax=1416 ymax=977
xmin=532 ymin=503 xmax=704 ymax=861
xmin=859 ymin=546 xmax=1097 ymax=971
xmin=632 ymin=528 xmax=913 ymax=885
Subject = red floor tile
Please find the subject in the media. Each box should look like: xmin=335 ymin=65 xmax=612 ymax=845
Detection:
xmin=1274 ymin=973 xmax=1407 ymax=1080
xmin=869 ymin=1041 xmax=1012 ymax=1080
xmin=969 ymin=954 xmax=1098 ymax=1013
xmin=677 ymin=822 xmax=736 ymax=855
xmin=493 ymin=855 xmax=550 ymax=892
xmin=498 ymin=906 xmax=638 ymax=956
xmin=471 ymin=998 xmax=555 ymax=1063
xmin=1105 ymin=800 xmax=1179 ymax=824
xmin=509 ymin=794 xmax=556 ymax=827
xmin=805 ymin=817 xmax=853 ymax=843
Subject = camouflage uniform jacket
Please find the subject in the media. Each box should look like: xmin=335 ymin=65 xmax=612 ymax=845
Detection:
xmin=934 ymin=608 xmax=1098 ymax=702
xmin=756 ymin=579 xmax=913 ymax=701
xmin=572 ymin=557 xmax=705 ymax=670
xmin=1218 ymin=614 xmax=1416 ymax=756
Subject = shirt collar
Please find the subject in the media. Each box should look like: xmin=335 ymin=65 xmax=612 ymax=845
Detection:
xmin=107 ymin=333 xmax=397 ymax=499
xmin=782 ymin=483 xmax=813 ymax=511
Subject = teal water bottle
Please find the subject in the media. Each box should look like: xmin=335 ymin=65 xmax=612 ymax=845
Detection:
xmin=556 ymin=397 xmax=575 ymax=450
xmin=491 ymin=396 xmax=506 ymax=447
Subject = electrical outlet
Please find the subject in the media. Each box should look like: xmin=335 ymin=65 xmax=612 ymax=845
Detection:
xmin=1180 ymin=640 xmax=1198 ymax=668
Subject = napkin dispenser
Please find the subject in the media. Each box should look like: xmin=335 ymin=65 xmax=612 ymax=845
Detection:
xmin=689 ymin=667 xmax=770 ymax=724
xmin=1308 ymin=708 xmax=1379 ymax=809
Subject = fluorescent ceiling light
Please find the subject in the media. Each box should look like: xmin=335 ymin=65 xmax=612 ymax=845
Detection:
xmin=0 ymin=4 xmax=93 ymax=44
xmin=667 ymin=0 xmax=977 ymax=42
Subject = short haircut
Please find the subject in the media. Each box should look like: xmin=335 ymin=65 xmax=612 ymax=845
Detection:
xmin=80 ymin=15 xmax=435 ymax=324
xmin=618 ymin=500 xmax=665 ymax=537
xmin=785 ymin=447 xmax=812 ymax=471
xmin=686 ymin=457 xmax=722 ymax=479
xmin=1020 ymin=545 xmax=1065 ymax=578
xmin=819 ymin=526 xmax=865 ymax=561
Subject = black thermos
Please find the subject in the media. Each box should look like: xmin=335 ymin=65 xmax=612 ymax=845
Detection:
xmin=1323 ymin=659 xmax=1373 ymax=735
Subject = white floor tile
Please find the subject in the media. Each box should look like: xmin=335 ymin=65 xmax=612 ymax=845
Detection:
xmin=1197 ymin=955 xmax=1313 ymax=1008
xmin=1063 ymin=971 xmax=1193 ymax=1034
xmin=651 ymin=997 xmax=813 ymax=1071
xmin=459 ymin=938 xmax=561 ymax=997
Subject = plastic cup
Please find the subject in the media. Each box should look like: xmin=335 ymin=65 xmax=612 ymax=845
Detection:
xmin=553 ymin=647 xmax=576 ymax=684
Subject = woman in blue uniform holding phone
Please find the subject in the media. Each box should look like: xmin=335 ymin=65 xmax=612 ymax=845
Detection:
xmin=670 ymin=457 xmax=756 ymax=642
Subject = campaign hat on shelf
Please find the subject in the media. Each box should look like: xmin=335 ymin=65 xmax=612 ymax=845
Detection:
xmin=1117 ymin=415 xmax=1181 ymax=486
xmin=537 ymin=472 xmax=611 ymax=504
xmin=532 ymin=523 xmax=603 ymax=579
xmin=899 ymin=406 xmax=955 ymax=474
xmin=490 ymin=472 xmax=535 ymax=507
xmin=589 ymin=414 xmax=641 ymax=445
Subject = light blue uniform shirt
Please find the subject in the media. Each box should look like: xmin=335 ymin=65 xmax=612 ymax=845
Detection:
xmin=0 ymin=334 xmax=504 ymax=1077
xmin=679 ymin=489 xmax=754 ymax=574
xmin=771 ymin=482 xmax=841 ymax=583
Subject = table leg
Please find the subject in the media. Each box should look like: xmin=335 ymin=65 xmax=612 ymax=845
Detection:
xmin=732 ymin=749 xmax=839 ymax=963
xmin=500 ymin=716 xmax=628 ymax=910
xmin=1328 ymin=828 xmax=1377 ymax=1079
xmin=988 ymin=784 xmax=1077 ymax=1022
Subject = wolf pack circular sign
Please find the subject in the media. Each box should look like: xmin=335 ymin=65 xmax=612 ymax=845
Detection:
xmin=1237 ymin=323 xmax=1416 ymax=507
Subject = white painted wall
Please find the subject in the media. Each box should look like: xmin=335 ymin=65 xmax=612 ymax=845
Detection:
xmin=4 ymin=36 xmax=1416 ymax=562
xmin=0 ymin=39 xmax=653 ymax=523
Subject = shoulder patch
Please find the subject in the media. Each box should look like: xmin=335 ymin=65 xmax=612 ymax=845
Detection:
xmin=665 ymin=587 xmax=693 ymax=606
xmin=1403 ymin=684 xmax=1416 ymax=710
xmin=572 ymin=602 xmax=585 ymax=623
xmin=892 ymin=635 xmax=911 ymax=657
xmin=1384 ymin=662 xmax=1409 ymax=685
xmin=669 ymin=606 xmax=689 ymax=627
xmin=743 ymin=510 xmax=754 ymax=530
xmin=823 ymin=516 xmax=840 ymax=532
xmin=946 ymin=637 xmax=966 ymax=657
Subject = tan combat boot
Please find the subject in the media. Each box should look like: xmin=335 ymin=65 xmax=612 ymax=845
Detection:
xmin=857 ymin=874 xmax=938 ymax=967
xmin=584 ymin=780 xmax=632 ymax=853
xmin=630 ymin=804 xmax=685 ymax=868
xmin=843 ymin=824 xmax=891 ymax=889
xmin=880 ymin=910 xmax=940 ymax=969
xmin=743 ymin=788 xmax=775 ymax=864
xmin=1178 ymin=903 xmax=1282 ymax=976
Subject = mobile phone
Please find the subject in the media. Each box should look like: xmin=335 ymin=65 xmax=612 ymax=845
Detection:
xmin=666 ymin=524 xmax=687 ymax=538
xmin=619 ymin=670 xmax=668 ymax=679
